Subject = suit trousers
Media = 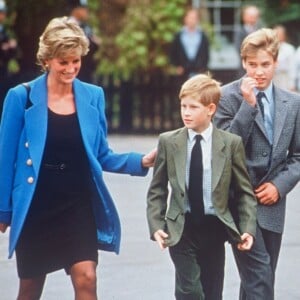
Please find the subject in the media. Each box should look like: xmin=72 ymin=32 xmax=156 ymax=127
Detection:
xmin=169 ymin=214 xmax=227 ymax=300
xmin=232 ymin=224 xmax=282 ymax=300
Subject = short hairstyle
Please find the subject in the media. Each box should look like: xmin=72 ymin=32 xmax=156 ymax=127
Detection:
xmin=240 ymin=28 xmax=279 ymax=61
xmin=179 ymin=74 xmax=221 ymax=107
xmin=37 ymin=17 xmax=89 ymax=71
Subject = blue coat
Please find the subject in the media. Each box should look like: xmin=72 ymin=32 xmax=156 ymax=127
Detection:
xmin=0 ymin=74 xmax=148 ymax=258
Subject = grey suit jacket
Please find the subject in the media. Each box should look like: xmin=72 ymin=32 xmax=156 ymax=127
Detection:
xmin=214 ymin=79 xmax=300 ymax=233
xmin=147 ymin=126 xmax=256 ymax=247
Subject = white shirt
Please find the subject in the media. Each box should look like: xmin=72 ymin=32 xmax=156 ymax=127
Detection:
xmin=186 ymin=123 xmax=215 ymax=215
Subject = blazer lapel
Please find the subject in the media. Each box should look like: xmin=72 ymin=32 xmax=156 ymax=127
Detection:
xmin=272 ymin=88 xmax=288 ymax=149
xmin=172 ymin=128 xmax=188 ymax=192
xmin=73 ymin=80 xmax=99 ymax=155
xmin=238 ymin=80 xmax=269 ymax=141
xmin=24 ymin=75 xmax=48 ymax=176
xmin=211 ymin=128 xmax=226 ymax=192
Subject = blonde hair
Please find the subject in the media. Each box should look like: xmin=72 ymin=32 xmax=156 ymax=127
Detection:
xmin=240 ymin=28 xmax=279 ymax=61
xmin=37 ymin=17 xmax=89 ymax=71
xmin=179 ymin=74 xmax=221 ymax=107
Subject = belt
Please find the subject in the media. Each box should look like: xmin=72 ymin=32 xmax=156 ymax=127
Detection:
xmin=43 ymin=162 xmax=67 ymax=171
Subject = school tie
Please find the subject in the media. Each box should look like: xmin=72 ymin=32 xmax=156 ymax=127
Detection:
xmin=188 ymin=135 xmax=204 ymax=223
xmin=256 ymin=92 xmax=265 ymax=119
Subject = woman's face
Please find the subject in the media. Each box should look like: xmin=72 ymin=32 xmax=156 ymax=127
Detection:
xmin=46 ymin=53 xmax=81 ymax=84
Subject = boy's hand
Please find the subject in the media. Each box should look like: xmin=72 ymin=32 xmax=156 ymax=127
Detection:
xmin=237 ymin=233 xmax=254 ymax=251
xmin=255 ymin=182 xmax=279 ymax=206
xmin=0 ymin=223 xmax=8 ymax=233
xmin=142 ymin=148 xmax=157 ymax=168
xmin=153 ymin=229 xmax=169 ymax=250
xmin=241 ymin=77 xmax=258 ymax=107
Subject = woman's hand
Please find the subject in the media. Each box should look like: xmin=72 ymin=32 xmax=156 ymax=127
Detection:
xmin=0 ymin=223 xmax=8 ymax=233
xmin=142 ymin=148 xmax=157 ymax=168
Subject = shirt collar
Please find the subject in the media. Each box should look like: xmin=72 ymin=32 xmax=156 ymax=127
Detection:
xmin=255 ymin=83 xmax=273 ymax=103
xmin=188 ymin=122 xmax=213 ymax=143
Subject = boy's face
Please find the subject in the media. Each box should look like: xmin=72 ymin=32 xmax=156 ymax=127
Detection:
xmin=180 ymin=96 xmax=215 ymax=133
xmin=242 ymin=49 xmax=277 ymax=90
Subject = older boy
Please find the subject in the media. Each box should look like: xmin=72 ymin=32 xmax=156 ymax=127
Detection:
xmin=214 ymin=28 xmax=300 ymax=300
xmin=147 ymin=74 xmax=256 ymax=300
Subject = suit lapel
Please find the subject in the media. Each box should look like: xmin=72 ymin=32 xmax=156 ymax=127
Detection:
xmin=272 ymin=87 xmax=288 ymax=149
xmin=172 ymin=128 xmax=188 ymax=192
xmin=237 ymin=80 xmax=269 ymax=141
xmin=211 ymin=128 xmax=227 ymax=192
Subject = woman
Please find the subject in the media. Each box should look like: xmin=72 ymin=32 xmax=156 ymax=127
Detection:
xmin=0 ymin=17 xmax=155 ymax=300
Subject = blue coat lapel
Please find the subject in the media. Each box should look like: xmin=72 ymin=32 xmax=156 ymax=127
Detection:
xmin=24 ymin=75 xmax=48 ymax=176
xmin=73 ymin=79 xmax=100 ymax=157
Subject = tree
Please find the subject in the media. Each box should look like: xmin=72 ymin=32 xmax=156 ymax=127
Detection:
xmin=97 ymin=0 xmax=186 ymax=80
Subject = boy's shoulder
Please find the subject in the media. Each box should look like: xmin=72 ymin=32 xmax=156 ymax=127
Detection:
xmin=213 ymin=126 xmax=242 ymax=143
xmin=159 ymin=127 xmax=187 ymax=140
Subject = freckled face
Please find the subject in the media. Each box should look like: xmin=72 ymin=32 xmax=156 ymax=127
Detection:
xmin=46 ymin=54 xmax=82 ymax=84
xmin=242 ymin=49 xmax=277 ymax=90
xmin=180 ymin=97 xmax=216 ymax=133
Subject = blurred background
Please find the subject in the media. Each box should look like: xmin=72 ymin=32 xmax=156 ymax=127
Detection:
xmin=1 ymin=0 xmax=300 ymax=133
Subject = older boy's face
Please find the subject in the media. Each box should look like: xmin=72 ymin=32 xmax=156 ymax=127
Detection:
xmin=242 ymin=49 xmax=277 ymax=90
xmin=180 ymin=97 xmax=215 ymax=133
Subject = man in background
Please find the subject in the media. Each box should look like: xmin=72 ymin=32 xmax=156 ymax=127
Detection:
xmin=169 ymin=8 xmax=209 ymax=81
xmin=234 ymin=5 xmax=261 ymax=78
xmin=69 ymin=1 xmax=100 ymax=83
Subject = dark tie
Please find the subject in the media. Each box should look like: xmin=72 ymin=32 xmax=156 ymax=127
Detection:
xmin=256 ymin=92 xmax=265 ymax=119
xmin=188 ymin=135 xmax=204 ymax=224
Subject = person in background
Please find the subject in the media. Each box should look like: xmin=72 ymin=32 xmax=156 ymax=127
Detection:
xmin=214 ymin=28 xmax=300 ymax=300
xmin=69 ymin=1 xmax=100 ymax=83
xmin=147 ymin=74 xmax=256 ymax=300
xmin=234 ymin=5 xmax=261 ymax=78
xmin=0 ymin=0 xmax=18 ymax=108
xmin=0 ymin=17 xmax=155 ymax=300
xmin=169 ymin=8 xmax=209 ymax=81
xmin=273 ymin=24 xmax=296 ymax=91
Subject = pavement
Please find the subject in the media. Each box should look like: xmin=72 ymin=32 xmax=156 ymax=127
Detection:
xmin=0 ymin=135 xmax=299 ymax=299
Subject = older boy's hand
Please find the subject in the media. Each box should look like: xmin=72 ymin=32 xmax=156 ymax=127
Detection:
xmin=255 ymin=182 xmax=279 ymax=206
xmin=241 ymin=77 xmax=258 ymax=107
xmin=153 ymin=229 xmax=169 ymax=250
xmin=0 ymin=223 xmax=8 ymax=233
xmin=142 ymin=148 xmax=157 ymax=168
xmin=237 ymin=233 xmax=254 ymax=251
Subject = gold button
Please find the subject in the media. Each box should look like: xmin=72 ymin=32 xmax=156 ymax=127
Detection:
xmin=25 ymin=142 xmax=29 ymax=148
xmin=26 ymin=159 xmax=33 ymax=166
xmin=27 ymin=177 xmax=34 ymax=184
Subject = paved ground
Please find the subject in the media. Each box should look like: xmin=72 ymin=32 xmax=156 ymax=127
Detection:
xmin=0 ymin=135 xmax=299 ymax=299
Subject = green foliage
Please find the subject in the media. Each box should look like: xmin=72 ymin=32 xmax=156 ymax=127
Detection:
xmin=97 ymin=0 xmax=186 ymax=80
xmin=263 ymin=1 xmax=300 ymax=25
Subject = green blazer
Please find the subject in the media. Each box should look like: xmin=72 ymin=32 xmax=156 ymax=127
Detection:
xmin=147 ymin=126 xmax=257 ymax=246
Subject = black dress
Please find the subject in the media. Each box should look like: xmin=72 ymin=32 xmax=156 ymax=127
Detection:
xmin=16 ymin=109 xmax=98 ymax=278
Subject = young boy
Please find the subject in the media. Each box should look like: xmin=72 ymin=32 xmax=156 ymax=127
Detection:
xmin=214 ymin=28 xmax=300 ymax=300
xmin=147 ymin=74 xmax=257 ymax=300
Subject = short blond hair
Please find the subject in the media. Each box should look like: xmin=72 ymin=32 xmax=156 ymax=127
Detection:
xmin=37 ymin=17 xmax=89 ymax=71
xmin=179 ymin=74 xmax=221 ymax=107
xmin=241 ymin=28 xmax=279 ymax=61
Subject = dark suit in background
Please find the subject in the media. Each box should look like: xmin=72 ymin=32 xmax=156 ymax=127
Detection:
xmin=169 ymin=8 xmax=209 ymax=81
xmin=170 ymin=30 xmax=209 ymax=79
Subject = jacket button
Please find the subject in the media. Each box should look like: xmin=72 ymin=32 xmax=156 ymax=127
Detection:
xmin=25 ymin=142 xmax=29 ymax=148
xmin=27 ymin=177 xmax=34 ymax=184
xmin=26 ymin=159 xmax=33 ymax=166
